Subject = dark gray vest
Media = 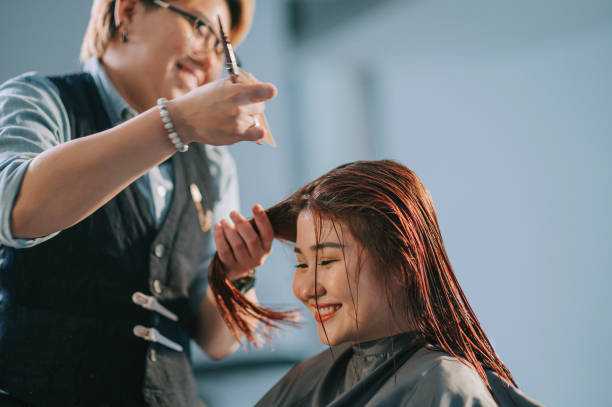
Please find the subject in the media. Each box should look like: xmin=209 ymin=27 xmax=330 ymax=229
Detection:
xmin=0 ymin=73 xmax=217 ymax=406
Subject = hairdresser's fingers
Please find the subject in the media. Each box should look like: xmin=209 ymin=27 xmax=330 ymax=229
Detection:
xmin=242 ymin=125 xmax=265 ymax=142
xmin=252 ymin=204 xmax=274 ymax=253
xmin=236 ymin=81 xmax=277 ymax=104
xmin=240 ymin=101 xmax=265 ymax=117
xmin=221 ymin=218 xmax=251 ymax=267
xmin=214 ymin=222 xmax=237 ymax=268
xmin=230 ymin=211 xmax=261 ymax=260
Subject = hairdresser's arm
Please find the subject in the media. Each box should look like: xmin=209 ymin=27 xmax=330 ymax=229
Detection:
xmin=192 ymin=206 xmax=273 ymax=359
xmin=192 ymin=281 xmax=258 ymax=360
xmin=2 ymin=76 xmax=275 ymax=241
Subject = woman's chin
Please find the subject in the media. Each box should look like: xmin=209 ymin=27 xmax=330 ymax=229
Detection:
xmin=318 ymin=331 xmax=342 ymax=347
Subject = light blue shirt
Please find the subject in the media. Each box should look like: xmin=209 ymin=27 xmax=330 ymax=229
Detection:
xmin=0 ymin=57 xmax=239 ymax=249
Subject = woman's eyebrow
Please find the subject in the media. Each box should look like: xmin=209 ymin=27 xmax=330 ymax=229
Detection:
xmin=293 ymin=242 xmax=344 ymax=254
xmin=294 ymin=242 xmax=344 ymax=254
xmin=312 ymin=242 xmax=343 ymax=251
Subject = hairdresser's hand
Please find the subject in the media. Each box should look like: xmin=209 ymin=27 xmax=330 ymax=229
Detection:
xmin=214 ymin=204 xmax=274 ymax=281
xmin=168 ymin=76 xmax=276 ymax=146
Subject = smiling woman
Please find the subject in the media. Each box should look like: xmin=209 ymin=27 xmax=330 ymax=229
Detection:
xmin=292 ymin=210 xmax=412 ymax=346
xmin=209 ymin=160 xmax=544 ymax=406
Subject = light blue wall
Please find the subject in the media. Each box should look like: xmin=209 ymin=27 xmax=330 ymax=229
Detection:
xmin=0 ymin=1 xmax=90 ymax=77
xmin=287 ymin=1 xmax=612 ymax=406
xmin=1 ymin=1 xmax=611 ymax=406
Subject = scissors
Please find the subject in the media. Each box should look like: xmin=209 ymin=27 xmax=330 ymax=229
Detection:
xmin=218 ymin=16 xmax=276 ymax=147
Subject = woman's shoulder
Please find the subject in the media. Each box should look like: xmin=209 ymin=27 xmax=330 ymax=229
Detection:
xmin=256 ymin=344 xmax=352 ymax=407
xmin=373 ymin=347 xmax=543 ymax=407
xmin=370 ymin=347 xmax=498 ymax=406
xmin=274 ymin=343 xmax=352 ymax=385
xmin=407 ymin=347 xmax=487 ymax=386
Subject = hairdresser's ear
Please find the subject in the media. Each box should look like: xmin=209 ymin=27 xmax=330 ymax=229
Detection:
xmin=114 ymin=0 xmax=139 ymax=28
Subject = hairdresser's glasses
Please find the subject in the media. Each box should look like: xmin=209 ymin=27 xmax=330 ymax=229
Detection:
xmin=150 ymin=0 xmax=224 ymax=60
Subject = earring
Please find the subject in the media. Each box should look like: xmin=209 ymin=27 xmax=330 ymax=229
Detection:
xmin=122 ymin=27 xmax=128 ymax=43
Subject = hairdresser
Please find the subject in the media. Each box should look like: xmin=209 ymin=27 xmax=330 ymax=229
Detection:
xmin=0 ymin=0 xmax=274 ymax=405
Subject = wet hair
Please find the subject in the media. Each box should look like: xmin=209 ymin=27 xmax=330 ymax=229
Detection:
xmin=79 ymin=0 xmax=242 ymax=63
xmin=209 ymin=159 xmax=516 ymax=389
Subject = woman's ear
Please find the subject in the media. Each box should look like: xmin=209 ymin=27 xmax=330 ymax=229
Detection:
xmin=114 ymin=0 xmax=139 ymax=28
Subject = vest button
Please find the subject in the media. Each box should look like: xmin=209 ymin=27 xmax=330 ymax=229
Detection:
xmin=154 ymin=243 xmax=165 ymax=258
xmin=150 ymin=348 xmax=157 ymax=362
xmin=152 ymin=280 xmax=162 ymax=295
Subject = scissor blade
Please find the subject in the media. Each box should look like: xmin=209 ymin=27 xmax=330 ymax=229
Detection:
xmin=218 ymin=15 xmax=239 ymax=77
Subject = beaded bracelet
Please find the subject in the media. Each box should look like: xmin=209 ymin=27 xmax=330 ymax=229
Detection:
xmin=157 ymin=98 xmax=188 ymax=153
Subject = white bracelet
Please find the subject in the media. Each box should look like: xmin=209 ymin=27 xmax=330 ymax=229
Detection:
xmin=157 ymin=98 xmax=188 ymax=153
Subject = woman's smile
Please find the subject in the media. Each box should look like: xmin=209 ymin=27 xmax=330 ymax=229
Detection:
xmin=312 ymin=303 xmax=342 ymax=323
xmin=293 ymin=210 xmax=402 ymax=345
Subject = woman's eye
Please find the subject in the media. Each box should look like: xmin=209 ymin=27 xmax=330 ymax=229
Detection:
xmin=295 ymin=263 xmax=308 ymax=269
xmin=320 ymin=259 xmax=337 ymax=266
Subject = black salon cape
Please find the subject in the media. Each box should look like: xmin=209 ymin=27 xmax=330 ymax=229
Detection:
xmin=256 ymin=333 xmax=543 ymax=407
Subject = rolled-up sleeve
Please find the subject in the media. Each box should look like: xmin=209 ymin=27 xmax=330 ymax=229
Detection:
xmin=0 ymin=73 xmax=70 ymax=248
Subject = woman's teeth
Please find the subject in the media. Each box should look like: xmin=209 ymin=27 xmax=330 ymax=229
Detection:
xmin=317 ymin=305 xmax=341 ymax=315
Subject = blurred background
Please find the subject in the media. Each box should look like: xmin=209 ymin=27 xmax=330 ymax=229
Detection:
xmin=1 ymin=0 xmax=611 ymax=405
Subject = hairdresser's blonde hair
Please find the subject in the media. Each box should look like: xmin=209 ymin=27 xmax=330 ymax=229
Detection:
xmin=80 ymin=0 xmax=254 ymax=64
xmin=80 ymin=0 xmax=120 ymax=63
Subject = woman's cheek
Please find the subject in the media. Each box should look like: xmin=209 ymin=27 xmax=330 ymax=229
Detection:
xmin=291 ymin=272 xmax=303 ymax=301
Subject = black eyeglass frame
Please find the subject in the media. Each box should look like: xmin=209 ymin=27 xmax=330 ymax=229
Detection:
xmin=149 ymin=0 xmax=224 ymax=56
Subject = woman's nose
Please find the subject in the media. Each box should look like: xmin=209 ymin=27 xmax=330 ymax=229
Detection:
xmin=293 ymin=270 xmax=326 ymax=302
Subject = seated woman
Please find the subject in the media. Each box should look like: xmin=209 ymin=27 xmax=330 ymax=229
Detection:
xmin=209 ymin=160 xmax=543 ymax=406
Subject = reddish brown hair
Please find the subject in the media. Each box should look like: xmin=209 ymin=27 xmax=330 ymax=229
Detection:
xmin=209 ymin=159 xmax=515 ymax=388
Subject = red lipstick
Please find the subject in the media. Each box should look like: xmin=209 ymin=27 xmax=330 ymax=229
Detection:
xmin=312 ymin=303 xmax=342 ymax=323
